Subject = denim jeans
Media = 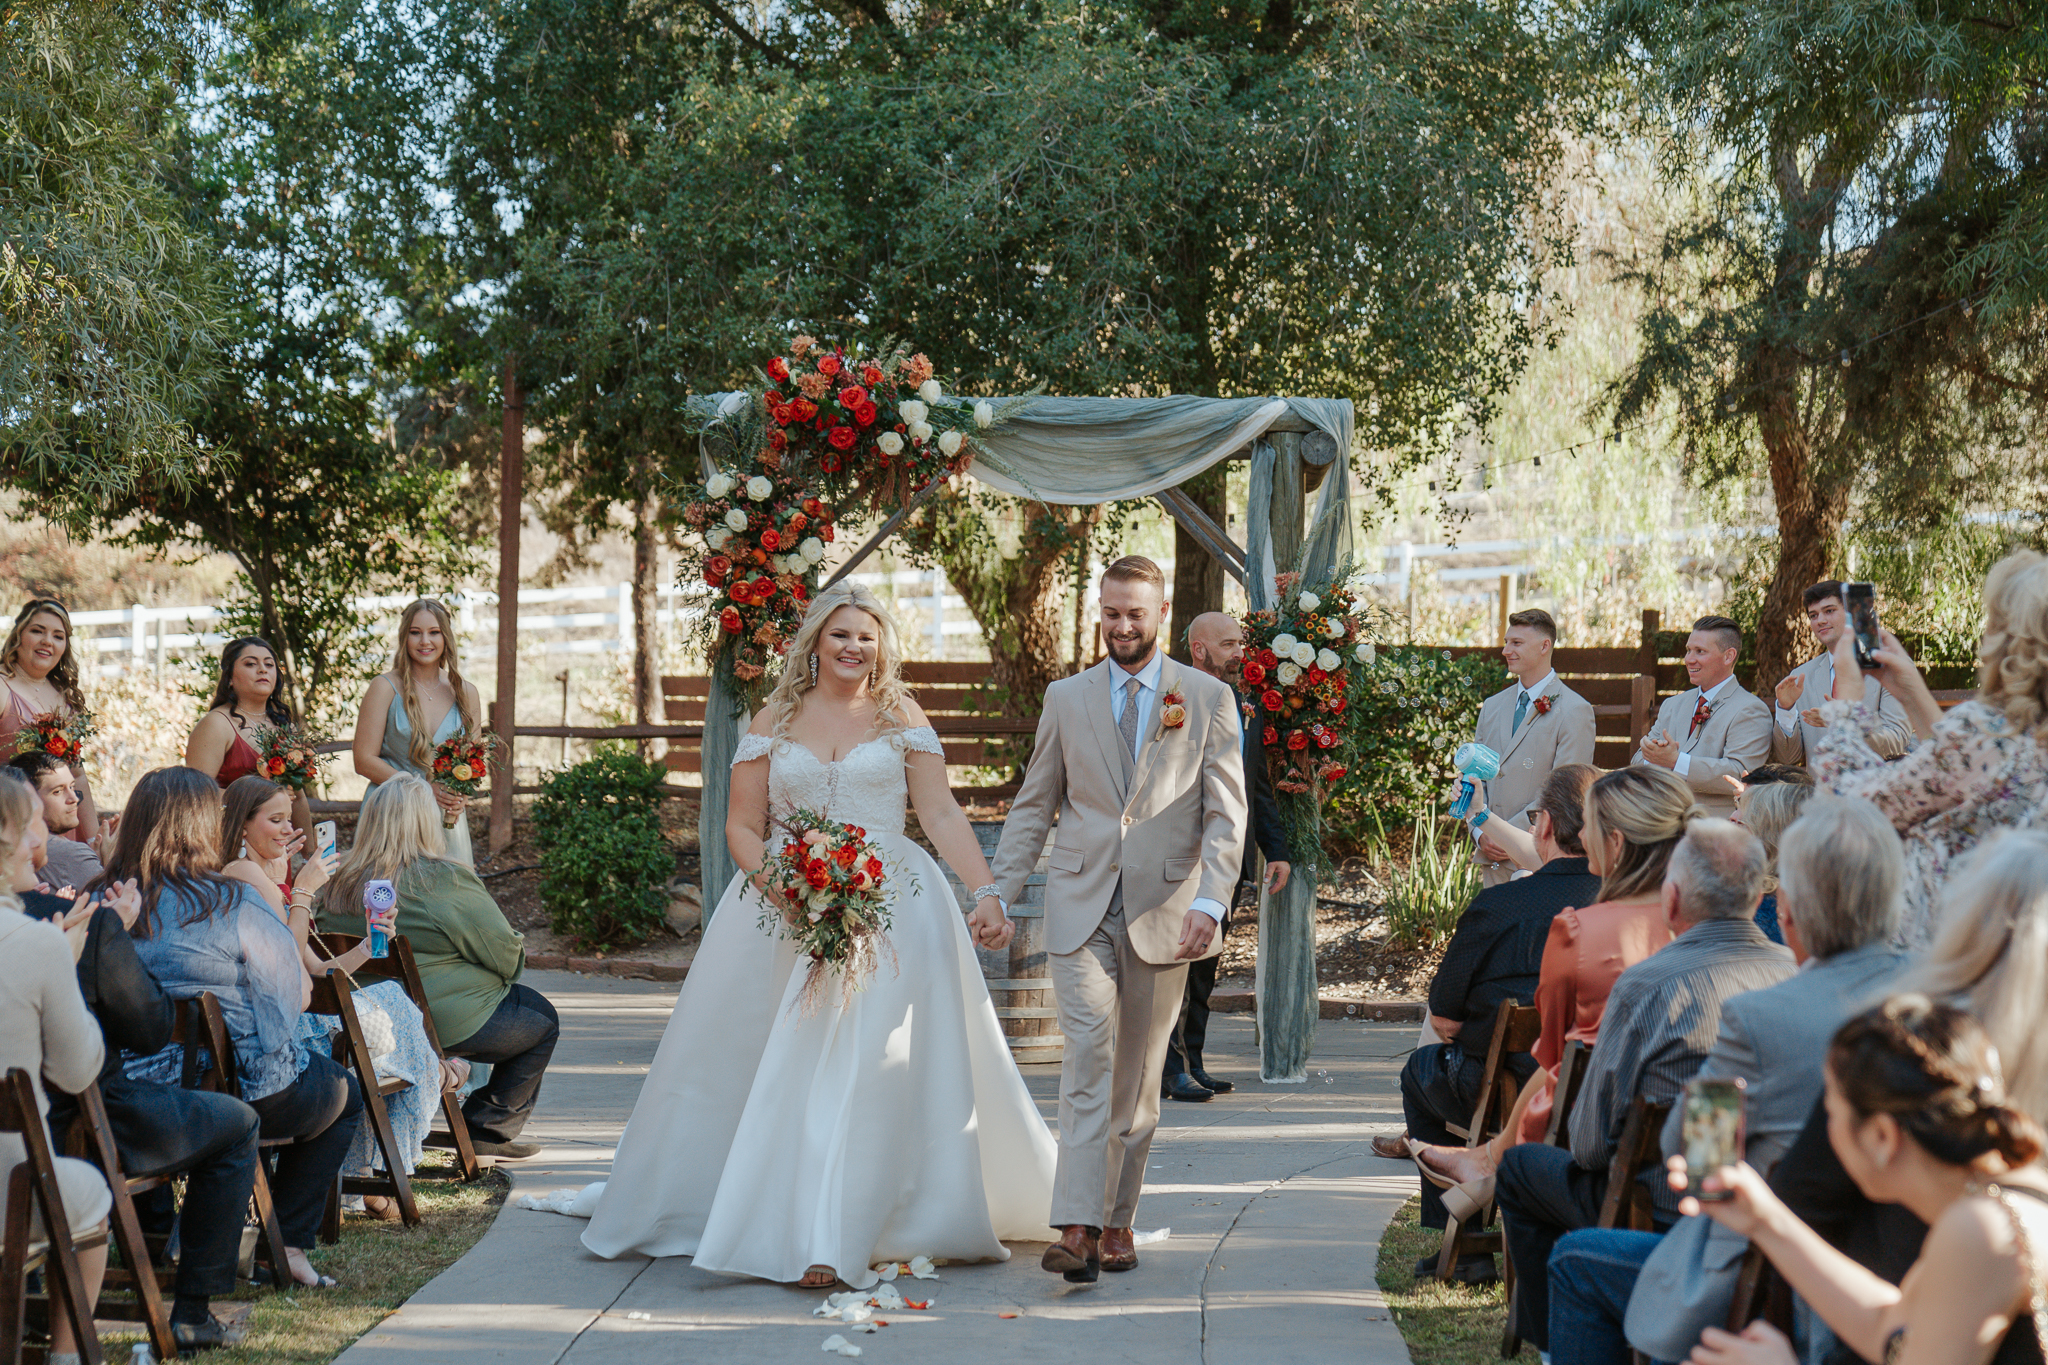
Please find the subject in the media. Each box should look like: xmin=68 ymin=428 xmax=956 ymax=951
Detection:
xmin=445 ymin=983 xmax=559 ymax=1143
xmin=1549 ymin=1228 xmax=1663 ymax=1365
xmin=1496 ymin=1142 xmax=1611 ymax=1350
xmin=1400 ymin=1043 xmax=1533 ymax=1229
xmin=247 ymin=1052 xmax=364 ymax=1247
xmin=125 ymin=1086 xmax=262 ymax=1300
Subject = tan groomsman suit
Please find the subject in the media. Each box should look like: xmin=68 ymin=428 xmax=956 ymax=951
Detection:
xmin=1768 ymin=652 xmax=1913 ymax=765
xmin=1632 ymin=676 xmax=1772 ymax=818
xmin=993 ymin=653 xmax=1247 ymax=1230
xmin=1470 ymin=671 xmax=1597 ymax=885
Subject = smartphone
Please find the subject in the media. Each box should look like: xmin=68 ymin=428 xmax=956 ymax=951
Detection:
xmin=1681 ymin=1076 xmax=1747 ymax=1200
xmin=364 ymin=878 xmax=397 ymax=959
xmin=1844 ymin=582 xmax=1881 ymax=671
xmin=314 ymin=820 xmax=337 ymax=864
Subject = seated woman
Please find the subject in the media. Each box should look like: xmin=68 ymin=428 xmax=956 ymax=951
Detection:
xmin=219 ymin=774 xmax=441 ymax=1220
xmin=117 ymin=766 xmax=364 ymax=1290
xmin=1733 ymin=766 xmax=1815 ymax=946
xmin=1674 ymin=995 xmax=2048 ymax=1365
xmin=1813 ymin=550 xmax=2048 ymax=947
xmin=1415 ymin=766 xmax=1693 ymax=1196
xmin=317 ymin=774 xmax=557 ymax=1161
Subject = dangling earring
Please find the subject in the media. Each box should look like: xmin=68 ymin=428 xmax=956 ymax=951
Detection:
xmin=809 ymin=653 xmax=820 ymax=687
xmin=239 ymin=839 xmax=249 ymax=861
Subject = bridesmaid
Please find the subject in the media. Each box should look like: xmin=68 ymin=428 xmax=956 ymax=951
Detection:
xmin=0 ymin=598 xmax=101 ymax=842
xmin=185 ymin=637 xmax=313 ymax=835
xmin=352 ymin=599 xmax=481 ymax=867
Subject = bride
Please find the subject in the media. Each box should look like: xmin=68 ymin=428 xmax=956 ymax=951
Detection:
xmin=581 ymin=583 xmax=1058 ymax=1288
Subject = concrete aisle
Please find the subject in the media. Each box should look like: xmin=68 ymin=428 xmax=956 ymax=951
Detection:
xmin=333 ymin=970 xmax=1424 ymax=1365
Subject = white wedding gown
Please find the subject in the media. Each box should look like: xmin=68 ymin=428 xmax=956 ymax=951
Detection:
xmin=580 ymin=726 xmax=1058 ymax=1288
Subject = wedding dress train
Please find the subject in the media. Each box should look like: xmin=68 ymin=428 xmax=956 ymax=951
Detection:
xmin=580 ymin=727 xmax=1058 ymax=1289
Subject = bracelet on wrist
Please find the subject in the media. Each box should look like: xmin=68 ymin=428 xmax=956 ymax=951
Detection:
xmin=970 ymin=883 xmax=1001 ymax=903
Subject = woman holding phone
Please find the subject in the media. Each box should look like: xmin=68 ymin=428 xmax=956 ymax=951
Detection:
xmin=352 ymin=599 xmax=482 ymax=867
xmin=0 ymin=598 xmax=103 ymax=843
xmin=187 ymin=636 xmax=313 ymax=836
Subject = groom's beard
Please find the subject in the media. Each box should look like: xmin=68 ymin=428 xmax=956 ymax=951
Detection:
xmin=1105 ymin=625 xmax=1157 ymax=668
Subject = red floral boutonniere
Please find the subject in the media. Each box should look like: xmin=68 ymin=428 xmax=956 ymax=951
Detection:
xmin=1690 ymin=695 xmax=1714 ymax=735
xmin=1160 ymin=690 xmax=1188 ymax=730
xmin=1532 ymin=691 xmax=1561 ymax=718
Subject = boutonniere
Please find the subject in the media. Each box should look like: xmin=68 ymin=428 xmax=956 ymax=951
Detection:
xmin=1160 ymin=690 xmax=1188 ymax=730
xmin=1532 ymin=691 xmax=1561 ymax=718
xmin=1690 ymin=694 xmax=1714 ymax=735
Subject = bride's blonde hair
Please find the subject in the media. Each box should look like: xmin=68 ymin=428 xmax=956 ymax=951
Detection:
xmin=760 ymin=582 xmax=914 ymax=741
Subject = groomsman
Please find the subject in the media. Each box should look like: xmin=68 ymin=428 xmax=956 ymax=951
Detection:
xmin=1163 ymin=612 xmax=1290 ymax=1101
xmin=1633 ymin=615 xmax=1772 ymax=818
xmin=1469 ymin=610 xmax=1596 ymax=886
xmin=1770 ymin=581 xmax=1913 ymax=764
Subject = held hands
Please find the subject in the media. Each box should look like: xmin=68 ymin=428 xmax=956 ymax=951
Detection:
xmin=967 ymin=896 xmax=1014 ymax=952
xmin=1639 ymin=730 xmax=1679 ymax=768
xmin=1175 ymin=907 xmax=1217 ymax=961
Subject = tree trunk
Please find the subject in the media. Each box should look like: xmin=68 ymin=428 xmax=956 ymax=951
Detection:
xmin=630 ymin=452 xmax=662 ymax=761
xmin=1169 ymin=466 xmax=1226 ymax=663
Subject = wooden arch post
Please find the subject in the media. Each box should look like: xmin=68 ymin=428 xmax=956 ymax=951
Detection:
xmin=490 ymin=360 xmax=523 ymax=856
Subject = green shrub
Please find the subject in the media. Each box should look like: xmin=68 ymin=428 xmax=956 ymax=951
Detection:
xmin=1367 ymin=801 xmax=1485 ymax=950
xmin=532 ymin=747 xmax=676 ymax=950
xmin=1324 ymin=646 xmax=1508 ymax=853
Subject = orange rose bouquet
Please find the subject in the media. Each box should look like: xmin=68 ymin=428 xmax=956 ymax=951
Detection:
xmin=254 ymin=724 xmax=329 ymax=793
xmin=755 ymin=808 xmax=900 ymax=1006
xmin=14 ymin=709 xmax=95 ymax=763
xmin=430 ymin=732 xmax=495 ymax=828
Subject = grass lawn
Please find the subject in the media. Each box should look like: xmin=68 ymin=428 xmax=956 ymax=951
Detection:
xmin=1375 ymin=1195 xmax=1531 ymax=1365
xmin=99 ymin=1153 xmax=509 ymax=1365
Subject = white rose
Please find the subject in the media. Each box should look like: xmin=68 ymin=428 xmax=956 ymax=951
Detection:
xmin=918 ymin=379 xmax=942 ymax=403
xmin=706 ymin=527 xmax=730 ymax=551
xmin=1272 ymin=632 xmax=1299 ymax=656
xmin=1290 ymin=641 xmax=1316 ymax=667
xmin=897 ymin=399 xmax=928 ymax=425
xmin=724 ymin=508 xmax=749 ymax=532
xmin=801 ymin=537 xmax=826 ymax=563
xmin=1325 ymin=618 xmax=1346 ymax=639
xmin=1316 ymin=648 xmax=1341 ymax=672
xmin=908 ymin=421 xmax=933 ymax=443
xmin=1354 ymin=641 xmax=1376 ymax=666
xmin=973 ymin=400 xmax=994 ymax=429
xmin=937 ymin=429 xmax=965 ymax=457
xmin=1277 ymin=661 xmax=1303 ymax=686
xmin=706 ymin=472 xmax=733 ymax=498
xmin=1298 ymin=591 xmax=1321 ymax=612
xmin=877 ymin=431 xmax=904 ymax=456
xmin=769 ymin=554 xmax=790 ymax=574
xmin=745 ymin=475 xmax=773 ymax=501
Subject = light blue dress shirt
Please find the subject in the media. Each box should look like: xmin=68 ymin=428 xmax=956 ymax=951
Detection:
xmin=1109 ymin=650 xmax=1226 ymax=925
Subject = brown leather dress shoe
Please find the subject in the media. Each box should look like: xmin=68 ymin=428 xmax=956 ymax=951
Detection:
xmin=1370 ymin=1133 xmax=1413 ymax=1161
xmin=1041 ymin=1225 xmax=1100 ymax=1283
xmin=1100 ymin=1226 xmax=1138 ymax=1272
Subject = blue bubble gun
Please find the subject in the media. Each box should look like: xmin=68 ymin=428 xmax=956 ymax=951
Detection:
xmin=1448 ymin=742 xmax=1502 ymax=821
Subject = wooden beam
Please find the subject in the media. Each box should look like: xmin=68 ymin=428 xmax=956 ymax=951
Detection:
xmin=1155 ymin=486 xmax=1247 ymax=585
xmin=491 ymin=360 xmax=523 ymax=854
xmin=822 ymin=477 xmax=950 ymax=589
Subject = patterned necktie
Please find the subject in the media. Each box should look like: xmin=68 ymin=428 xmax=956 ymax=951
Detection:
xmin=1512 ymin=690 xmax=1530 ymax=735
xmin=1119 ymin=677 xmax=1143 ymax=759
xmin=1690 ymin=693 xmax=1713 ymax=736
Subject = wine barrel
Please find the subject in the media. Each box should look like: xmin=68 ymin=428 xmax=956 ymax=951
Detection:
xmin=948 ymin=821 xmax=1064 ymax=1065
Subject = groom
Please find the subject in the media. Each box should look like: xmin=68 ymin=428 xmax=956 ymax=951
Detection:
xmin=994 ymin=555 xmax=1248 ymax=1283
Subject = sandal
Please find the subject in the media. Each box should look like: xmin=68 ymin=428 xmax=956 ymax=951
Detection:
xmin=798 ymin=1265 xmax=839 ymax=1289
xmin=1442 ymin=1175 xmax=1497 ymax=1224
xmin=1408 ymin=1142 xmax=1460 ymax=1191
xmin=361 ymin=1195 xmax=403 ymax=1222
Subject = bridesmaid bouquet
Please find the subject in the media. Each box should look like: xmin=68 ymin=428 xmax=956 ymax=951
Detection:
xmin=430 ymin=732 xmax=495 ymax=828
xmin=757 ymin=809 xmax=897 ymax=1005
xmin=15 ymin=708 xmax=95 ymax=763
xmin=255 ymin=724 xmax=329 ymax=792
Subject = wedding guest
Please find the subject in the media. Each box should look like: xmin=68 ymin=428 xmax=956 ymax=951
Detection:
xmin=318 ymin=774 xmax=554 ymax=1161
xmin=187 ymin=637 xmax=313 ymax=838
xmin=1469 ymin=609 xmax=1596 ymax=885
xmin=1492 ymin=819 xmax=1792 ymax=1353
xmin=1546 ymin=795 xmax=1909 ymax=1364
xmin=1633 ymin=616 xmax=1772 ymax=818
xmin=1670 ymin=997 xmax=2048 ymax=1365
xmin=0 ymin=598 xmax=101 ymax=840
xmin=1771 ymin=582 xmax=1913 ymax=765
xmin=12 ymin=751 xmax=103 ymax=893
xmin=1164 ymin=610 xmax=1290 ymax=1101
xmin=1812 ymin=550 xmax=2048 ymax=947
xmin=351 ymin=598 xmax=482 ymax=867
xmin=0 ymin=887 xmax=112 ymax=1365
xmin=1733 ymin=766 xmax=1814 ymax=945
xmin=1394 ymin=763 xmax=1600 ymax=1279
xmin=117 ymin=766 xmax=363 ymax=1290
xmin=0 ymin=770 xmax=259 ymax=1350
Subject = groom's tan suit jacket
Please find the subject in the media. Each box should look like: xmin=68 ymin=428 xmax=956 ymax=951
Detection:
xmin=995 ymin=658 xmax=1247 ymax=962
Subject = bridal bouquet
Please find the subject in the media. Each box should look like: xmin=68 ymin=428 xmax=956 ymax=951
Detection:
xmin=430 ymin=732 xmax=495 ymax=828
xmin=14 ymin=708 xmax=95 ymax=763
xmin=255 ymin=724 xmax=329 ymax=793
xmin=757 ymin=808 xmax=897 ymax=1005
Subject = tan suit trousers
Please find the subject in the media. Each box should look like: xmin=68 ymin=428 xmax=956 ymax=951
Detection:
xmin=1048 ymin=891 xmax=1189 ymax=1229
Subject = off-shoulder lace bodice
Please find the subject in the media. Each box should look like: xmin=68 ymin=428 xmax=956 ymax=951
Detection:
xmin=731 ymin=726 xmax=942 ymax=835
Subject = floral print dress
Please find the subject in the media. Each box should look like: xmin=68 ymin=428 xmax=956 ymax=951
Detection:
xmin=1812 ymin=696 xmax=2048 ymax=949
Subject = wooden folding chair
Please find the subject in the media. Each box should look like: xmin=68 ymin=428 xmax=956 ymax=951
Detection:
xmin=178 ymin=994 xmax=294 ymax=1278
xmin=1433 ymin=999 xmax=1542 ymax=1282
xmin=1725 ymin=1243 xmax=1795 ymax=1335
xmin=1597 ymin=1094 xmax=1674 ymax=1232
xmin=303 ymin=967 xmax=420 ymax=1238
xmin=1501 ymin=1039 xmax=1594 ymax=1357
xmin=60 ymin=1082 xmax=176 ymax=1360
xmin=315 ymin=934 xmax=481 ymax=1182
xmin=0 ymin=1068 xmax=105 ymax=1365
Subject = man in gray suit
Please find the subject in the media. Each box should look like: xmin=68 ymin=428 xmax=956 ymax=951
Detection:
xmin=1770 ymin=581 xmax=1913 ymax=765
xmin=1469 ymin=609 xmax=1596 ymax=885
xmin=1633 ymin=615 xmax=1772 ymax=819
xmin=1545 ymin=795 xmax=1909 ymax=1360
